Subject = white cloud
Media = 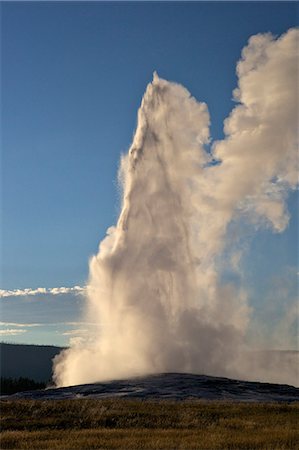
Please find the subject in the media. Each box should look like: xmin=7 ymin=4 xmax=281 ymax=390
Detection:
xmin=0 ymin=322 xmax=42 ymax=328
xmin=0 ymin=286 xmax=85 ymax=299
xmin=0 ymin=329 xmax=27 ymax=336
xmin=64 ymin=321 xmax=101 ymax=327
xmin=62 ymin=329 xmax=89 ymax=336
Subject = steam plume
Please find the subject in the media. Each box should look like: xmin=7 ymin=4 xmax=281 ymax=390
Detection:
xmin=54 ymin=29 xmax=298 ymax=387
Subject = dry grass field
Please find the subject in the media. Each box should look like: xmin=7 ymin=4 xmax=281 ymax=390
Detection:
xmin=1 ymin=398 xmax=298 ymax=449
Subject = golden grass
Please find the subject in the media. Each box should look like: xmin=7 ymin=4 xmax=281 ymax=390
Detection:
xmin=1 ymin=399 xmax=298 ymax=449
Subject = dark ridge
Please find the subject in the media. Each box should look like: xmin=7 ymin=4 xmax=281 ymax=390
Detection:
xmin=0 ymin=343 xmax=64 ymax=382
xmin=0 ymin=376 xmax=46 ymax=395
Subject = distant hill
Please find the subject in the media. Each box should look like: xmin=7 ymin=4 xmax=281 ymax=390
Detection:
xmin=0 ymin=343 xmax=64 ymax=382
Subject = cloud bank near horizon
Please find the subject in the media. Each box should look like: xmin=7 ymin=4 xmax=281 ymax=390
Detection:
xmin=0 ymin=286 xmax=85 ymax=299
xmin=0 ymin=289 xmax=85 ymax=339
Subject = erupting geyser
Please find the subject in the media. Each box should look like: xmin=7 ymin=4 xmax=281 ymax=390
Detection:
xmin=54 ymin=29 xmax=298 ymax=387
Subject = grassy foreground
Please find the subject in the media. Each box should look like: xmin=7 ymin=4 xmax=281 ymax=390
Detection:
xmin=1 ymin=398 xmax=298 ymax=449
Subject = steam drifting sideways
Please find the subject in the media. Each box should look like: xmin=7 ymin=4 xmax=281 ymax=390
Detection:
xmin=54 ymin=29 xmax=298 ymax=387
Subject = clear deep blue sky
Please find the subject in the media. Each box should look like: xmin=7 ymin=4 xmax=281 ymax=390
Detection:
xmin=1 ymin=2 xmax=298 ymax=345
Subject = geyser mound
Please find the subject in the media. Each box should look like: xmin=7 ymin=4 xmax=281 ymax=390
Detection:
xmin=10 ymin=373 xmax=299 ymax=402
xmin=54 ymin=29 xmax=298 ymax=387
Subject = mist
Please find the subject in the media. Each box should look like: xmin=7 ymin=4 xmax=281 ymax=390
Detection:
xmin=54 ymin=29 xmax=298 ymax=387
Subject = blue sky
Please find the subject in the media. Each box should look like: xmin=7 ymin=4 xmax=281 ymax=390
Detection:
xmin=1 ymin=2 xmax=298 ymax=346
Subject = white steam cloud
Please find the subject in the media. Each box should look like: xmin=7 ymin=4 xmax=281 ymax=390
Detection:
xmin=54 ymin=29 xmax=298 ymax=387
